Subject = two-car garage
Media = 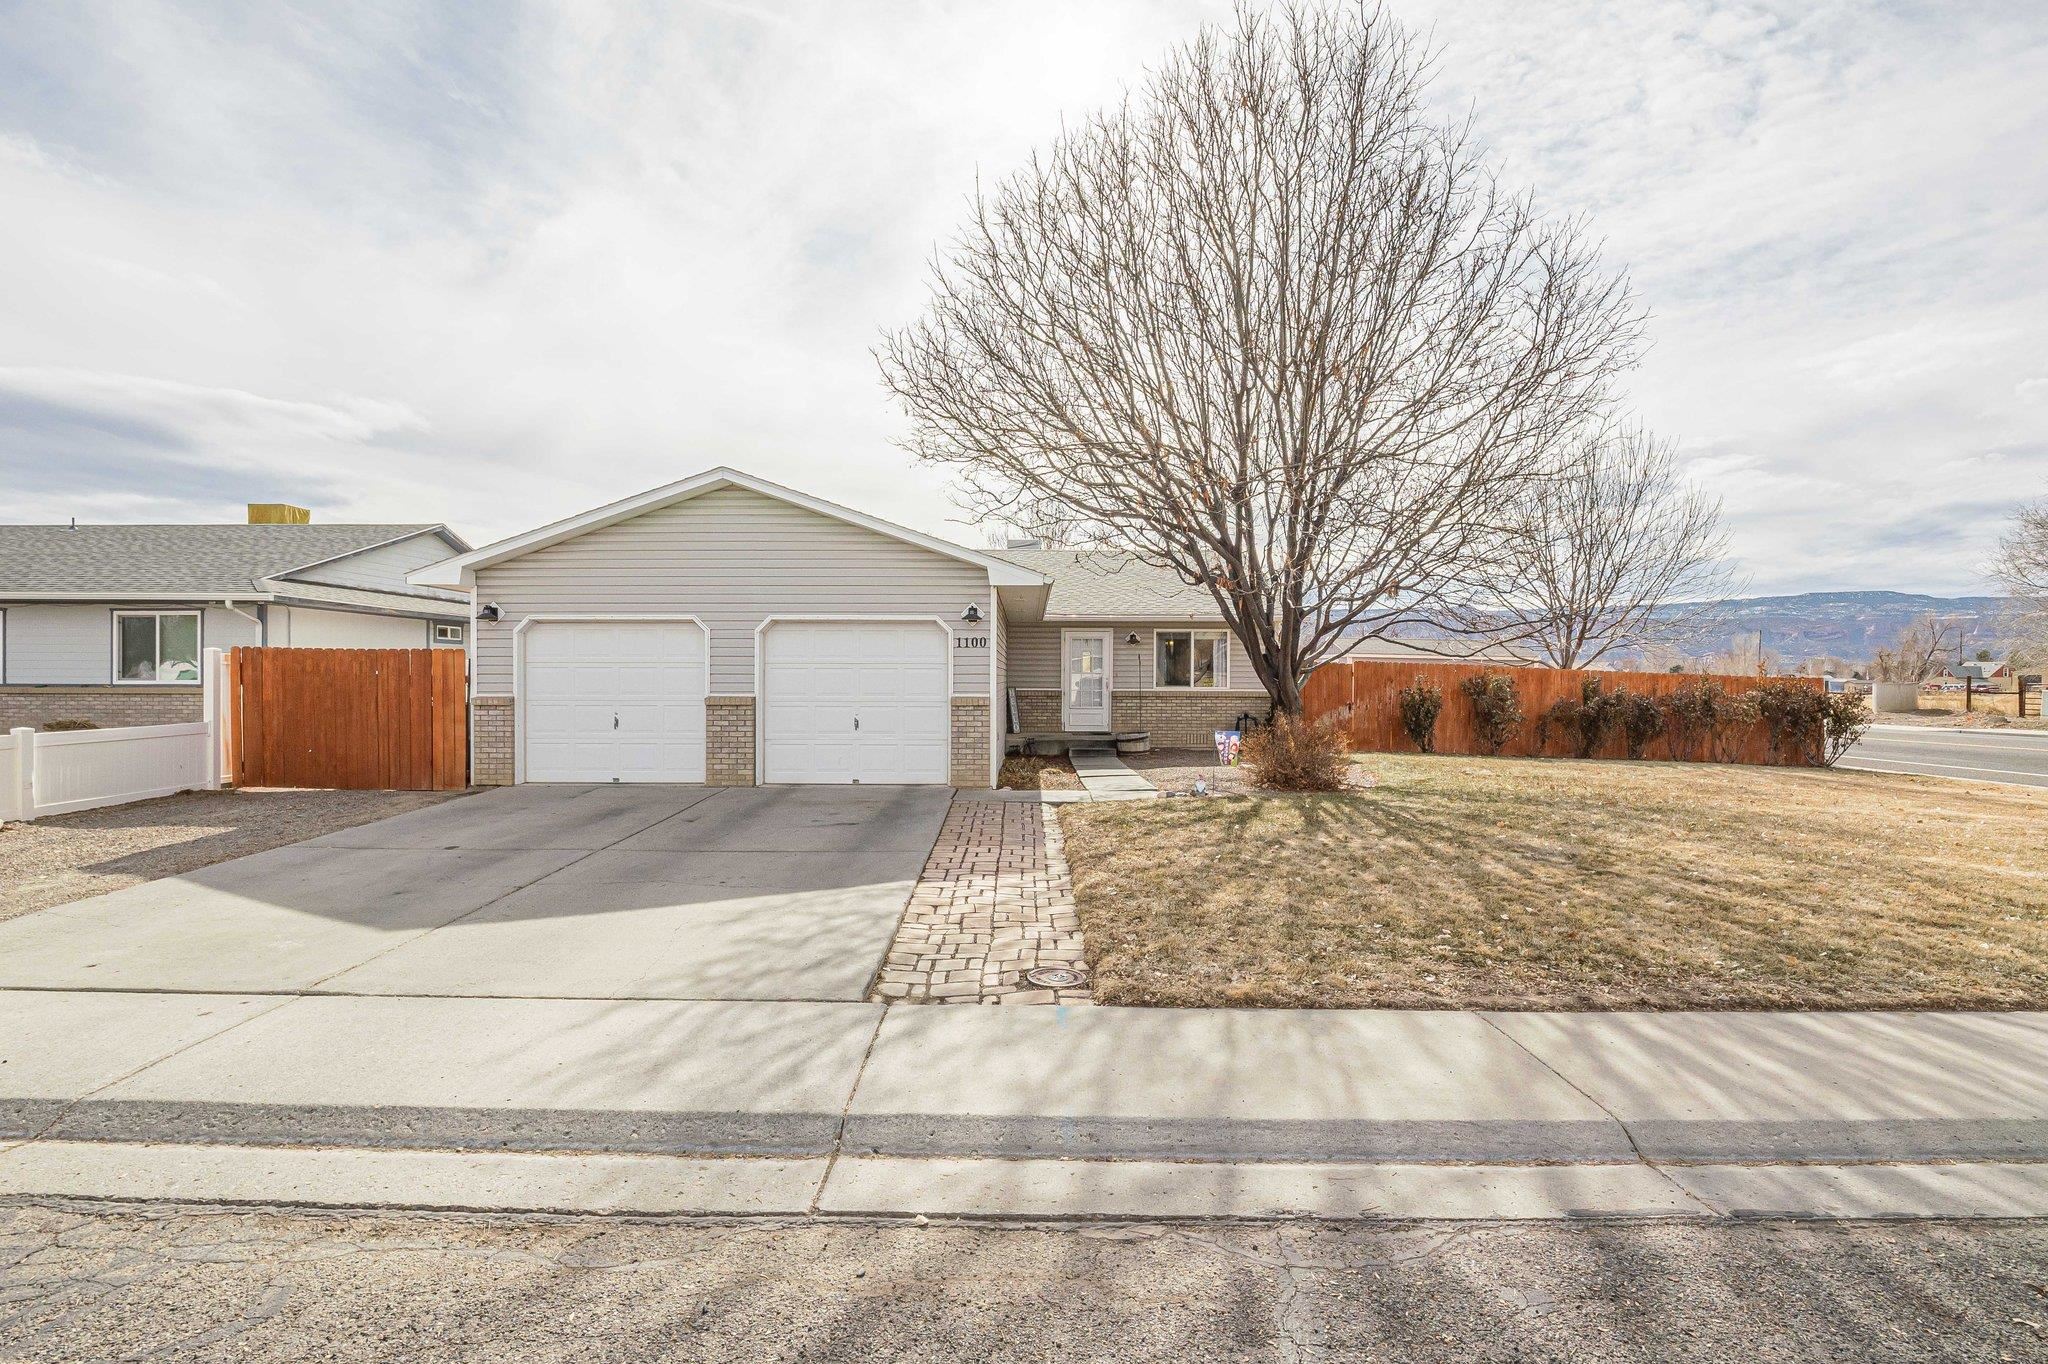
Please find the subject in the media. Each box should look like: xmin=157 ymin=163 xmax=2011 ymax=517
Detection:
xmin=518 ymin=618 xmax=951 ymax=785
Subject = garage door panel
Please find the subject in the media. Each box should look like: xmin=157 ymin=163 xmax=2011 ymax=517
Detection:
xmin=521 ymin=622 xmax=707 ymax=783
xmin=762 ymin=622 xmax=951 ymax=785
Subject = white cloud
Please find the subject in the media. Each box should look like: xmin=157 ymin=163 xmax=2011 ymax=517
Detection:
xmin=0 ymin=0 xmax=2042 ymax=596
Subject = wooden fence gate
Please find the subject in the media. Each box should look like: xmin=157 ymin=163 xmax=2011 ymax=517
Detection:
xmin=228 ymin=647 xmax=468 ymax=790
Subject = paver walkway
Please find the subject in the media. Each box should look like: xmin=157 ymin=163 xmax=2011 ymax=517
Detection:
xmin=872 ymin=800 xmax=1092 ymax=1005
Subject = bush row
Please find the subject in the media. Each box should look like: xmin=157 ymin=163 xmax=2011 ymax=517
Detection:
xmin=1392 ymin=674 xmax=1871 ymax=768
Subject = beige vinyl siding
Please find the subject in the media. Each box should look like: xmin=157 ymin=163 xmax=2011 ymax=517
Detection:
xmin=3 ymin=605 xmax=111 ymax=683
xmin=993 ymin=606 xmax=1008 ymax=736
xmin=0 ymin=604 xmax=254 ymax=683
xmin=472 ymin=486 xmax=994 ymax=696
xmin=1002 ymin=620 xmax=1262 ymax=694
xmin=288 ymin=532 xmax=464 ymax=595
xmin=283 ymin=607 xmax=430 ymax=649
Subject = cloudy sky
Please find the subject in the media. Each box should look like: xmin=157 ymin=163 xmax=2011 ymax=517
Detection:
xmin=1 ymin=0 xmax=2043 ymax=596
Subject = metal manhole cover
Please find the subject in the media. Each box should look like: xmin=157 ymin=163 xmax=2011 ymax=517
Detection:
xmin=1024 ymin=966 xmax=1087 ymax=989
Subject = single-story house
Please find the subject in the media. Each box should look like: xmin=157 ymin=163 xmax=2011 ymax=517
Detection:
xmin=409 ymin=467 xmax=1274 ymax=789
xmin=1945 ymin=660 xmax=2009 ymax=682
xmin=0 ymin=508 xmax=471 ymax=730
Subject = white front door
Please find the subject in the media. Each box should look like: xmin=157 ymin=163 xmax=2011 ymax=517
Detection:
xmin=1064 ymin=630 xmax=1110 ymax=731
xmin=760 ymin=621 xmax=951 ymax=784
xmin=520 ymin=621 xmax=708 ymax=783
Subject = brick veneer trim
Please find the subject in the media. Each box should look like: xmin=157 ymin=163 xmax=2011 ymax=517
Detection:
xmin=706 ymin=694 xmax=756 ymax=786
xmin=950 ymin=695 xmax=992 ymax=788
xmin=0 ymin=687 xmax=202 ymax=731
xmin=1011 ymin=688 xmax=1272 ymax=749
xmin=470 ymin=695 xmax=514 ymax=786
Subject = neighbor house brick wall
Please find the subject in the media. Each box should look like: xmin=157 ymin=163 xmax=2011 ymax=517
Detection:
xmin=0 ymin=687 xmax=201 ymax=731
xmin=471 ymin=695 xmax=514 ymax=786
xmin=707 ymin=695 xmax=756 ymax=786
xmin=951 ymin=696 xmax=991 ymax=788
xmin=1112 ymin=690 xmax=1272 ymax=748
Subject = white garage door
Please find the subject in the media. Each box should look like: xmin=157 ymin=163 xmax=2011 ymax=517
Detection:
xmin=521 ymin=621 xmax=707 ymax=783
xmin=761 ymin=621 xmax=950 ymax=784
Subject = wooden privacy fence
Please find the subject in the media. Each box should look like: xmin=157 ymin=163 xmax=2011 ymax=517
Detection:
xmin=1301 ymin=660 xmax=1826 ymax=766
xmin=229 ymin=648 xmax=468 ymax=790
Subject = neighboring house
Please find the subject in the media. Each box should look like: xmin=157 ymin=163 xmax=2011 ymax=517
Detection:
xmin=1341 ymin=636 xmax=1535 ymax=666
xmin=408 ymin=467 xmax=1277 ymax=790
xmin=1946 ymin=660 xmax=2009 ymax=682
xmin=0 ymin=508 xmax=472 ymax=731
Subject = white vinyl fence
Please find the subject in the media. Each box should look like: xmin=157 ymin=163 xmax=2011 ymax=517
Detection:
xmin=0 ymin=648 xmax=229 ymax=823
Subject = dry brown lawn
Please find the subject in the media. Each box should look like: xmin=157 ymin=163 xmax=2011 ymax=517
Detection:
xmin=998 ymin=755 xmax=1084 ymax=791
xmin=1059 ymin=754 xmax=2048 ymax=1010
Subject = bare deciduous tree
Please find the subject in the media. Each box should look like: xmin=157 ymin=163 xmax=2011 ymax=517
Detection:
xmin=1997 ymin=497 xmax=2048 ymax=667
xmin=1499 ymin=422 xmax=1732 ymax=669
xmin=1869 ymin=613 xmax=1964 ymax=684
xmin=876 ymin=1 xmax=1642 ymax=712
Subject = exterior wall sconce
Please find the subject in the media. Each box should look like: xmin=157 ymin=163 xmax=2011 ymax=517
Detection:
xmin=1125 ymin=631 xmax=1140 ymax=646
xmin=478 ymin=602 xmax=502 ymax=623
xmin=962 ymin=603 xmax=983 ymax=624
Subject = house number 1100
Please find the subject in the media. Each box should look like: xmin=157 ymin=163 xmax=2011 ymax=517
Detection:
xmin=955 ymin=636 xmax=988 ymax=649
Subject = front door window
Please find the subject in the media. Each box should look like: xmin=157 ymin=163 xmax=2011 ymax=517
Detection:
xmin=1066 ymin=633 xmax=1109 ymax=730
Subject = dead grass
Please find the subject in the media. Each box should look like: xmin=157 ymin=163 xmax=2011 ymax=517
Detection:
xmin=1059 ymin=753 xmax=2048 ymax=1010
xmin=999 ymin=755 xmax=1084 ymax=791
xmin=0 ymin=787 xmax=468 ymax=922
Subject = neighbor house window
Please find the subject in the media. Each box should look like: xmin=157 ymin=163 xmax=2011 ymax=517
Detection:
xmin=1154 ymin=630 xmax=1228 ymax=688
xmin=114 ymin=611 xmax=201 ymax=684
xmin=434 ymin=623 xmax=464 ymax=643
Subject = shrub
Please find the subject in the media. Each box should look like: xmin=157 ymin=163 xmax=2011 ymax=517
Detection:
xmin=1459 ymin=672 xmax=1524 ymax=754
xmin=1537 ymin=678 xmax=1623 ymax=759
xmin=1615 ymin=690 xmax=1664 ymax=759
xmin=1713 ymin=690 xmax=1762 ymax=763
xmin=1396 ymin=678 xmax=1444 ymax=753
xmin=1754 ymin=681 xmax=1835 ymax=765
xmin=1659 ymin=678 xmax=1723 ymax=761
xmin=1240 ymin=711 xmax=1352 ymax=791
xmin=1820 ymin=691 xmax=1872 ymax=767
xmin=1748 ymin=680 xmax=1868 ymax=766
xmin=40 ymin=719 xmax=98 ymax=732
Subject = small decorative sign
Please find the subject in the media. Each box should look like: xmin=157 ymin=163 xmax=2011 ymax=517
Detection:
xmin=1214 ymin=729 xmax=1242 ymax=766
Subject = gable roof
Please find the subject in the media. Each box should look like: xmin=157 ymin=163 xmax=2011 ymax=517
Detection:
xmin=989 ymin=547 xmax=1223 ymax=620
xmin=0 ymin=524 xmax=468 ymax=600
xmin=409 ymin=466 xmax=1050 ymax=590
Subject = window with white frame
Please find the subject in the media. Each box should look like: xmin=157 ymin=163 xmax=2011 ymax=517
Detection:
xmin=1154 ymin=629 xmax=1228 ymax=689
xmin=434 ymin=623 xmax=464 ymax=643
xmin=114 ymin=611 xmax=201 ymax=684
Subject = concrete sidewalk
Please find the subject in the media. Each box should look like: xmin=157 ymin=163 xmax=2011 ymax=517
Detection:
xmin=5 ymin=991 xmax=2044 ymax=1178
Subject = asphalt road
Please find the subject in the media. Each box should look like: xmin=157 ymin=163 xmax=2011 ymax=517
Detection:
xmin=1839 ymin=724 xmax=2048 ymax=789
xmin=1 ymin=1205 xmax=2043 ymax=1362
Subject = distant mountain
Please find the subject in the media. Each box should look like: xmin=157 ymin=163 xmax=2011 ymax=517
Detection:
xmin=1644 ymin=591 xmax=2024 ymax=668
xmin=1361 ymin=591 xmax=2029 ymax=670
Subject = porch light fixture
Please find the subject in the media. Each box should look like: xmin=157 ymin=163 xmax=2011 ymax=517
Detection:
xmin=1125 ymin=631 xmax=1140 ymax=646
xmin=477 ymin=602 xmax=501 ymax=623
xmin=961 ymin=603 xmax=983 ymax=624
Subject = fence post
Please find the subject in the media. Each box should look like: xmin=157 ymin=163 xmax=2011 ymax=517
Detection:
xmin=6 ymin=727 xmax=34 ymax=822
xmin=200 ymin=647 xmax=224 ymax=789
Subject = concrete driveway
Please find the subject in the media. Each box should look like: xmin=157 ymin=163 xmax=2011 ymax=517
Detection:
xmin=0 ymin=784 xmax=952 ymax=1002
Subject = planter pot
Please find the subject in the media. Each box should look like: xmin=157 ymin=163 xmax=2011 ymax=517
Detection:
xmin=1115 ymin=732 xmax=1151 ymax=754
xmin=1871 ymin=681 xmax=1921 ymax=713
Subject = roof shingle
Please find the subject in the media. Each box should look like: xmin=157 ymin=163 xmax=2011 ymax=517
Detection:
xmin=0 ymin=524 xmax=452 ymax=597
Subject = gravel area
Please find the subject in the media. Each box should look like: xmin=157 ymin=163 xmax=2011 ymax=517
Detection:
xmin=0 ymin=787 xmax=470 ymax=922
xmin=996 ymin=755 xmax=1084 ymax=791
